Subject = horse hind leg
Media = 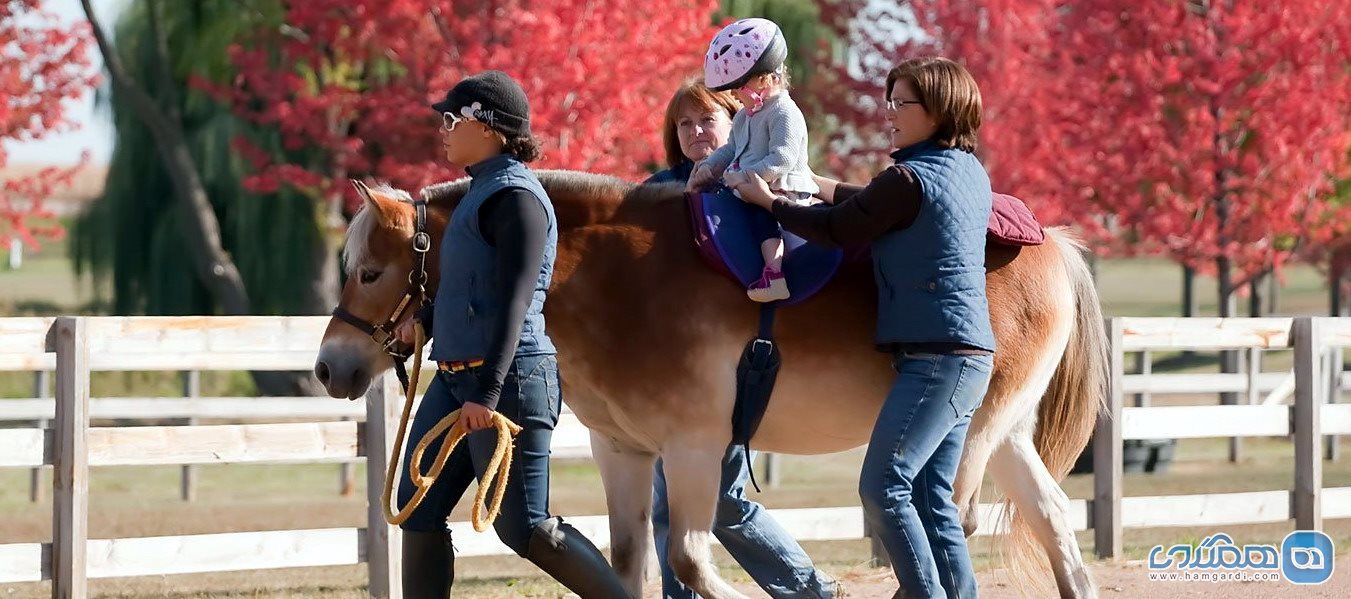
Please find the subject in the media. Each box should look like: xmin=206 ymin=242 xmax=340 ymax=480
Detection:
xmin=989 ymin=429 xmax=1097 ymax=599
xmin=660 ymin=445 xmax=751 ymax=599
xmin=590 ymin=431 xmax=657 ymax=597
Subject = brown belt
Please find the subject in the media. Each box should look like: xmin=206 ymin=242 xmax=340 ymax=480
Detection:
xmin=437 ymin=359 xmax=485 ymax=373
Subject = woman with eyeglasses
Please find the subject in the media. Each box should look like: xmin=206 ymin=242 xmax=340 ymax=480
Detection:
xmin=726 ymin=57 xmax=996 ymax=598
xmin=390 ymin=70 xmax=629 ymax=599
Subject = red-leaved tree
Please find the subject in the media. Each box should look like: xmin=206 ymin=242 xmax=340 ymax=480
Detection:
xmin=0 ymin=0 xmax=97 ymax=246
xmin=811 ymin=0 xmax=1078 ymax=225
xmin=1051 ymin=0 xmax=1351 ymax=294
xmin=814 ymin=0 xmax=1351 ymax=296
xmin=212 ymin=0 xmax=720 ymax=213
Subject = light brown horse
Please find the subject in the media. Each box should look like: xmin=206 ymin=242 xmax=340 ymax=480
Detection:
xmin=315 ymin=172 xmax=1106 ymax=598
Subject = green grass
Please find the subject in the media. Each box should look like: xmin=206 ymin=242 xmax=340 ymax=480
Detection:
xmin=0 ymin=231 xmax=104 ymax=316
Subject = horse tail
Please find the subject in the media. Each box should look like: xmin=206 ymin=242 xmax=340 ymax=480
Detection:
xmin=992 ymin=228 xmax=1107 ymax=598
xmin=1036 ymin=227 xmax=1107 ymax=479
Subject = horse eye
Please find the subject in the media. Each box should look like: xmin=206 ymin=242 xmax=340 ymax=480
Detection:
xmin=359 ymin=269 xmax=382 ymax=284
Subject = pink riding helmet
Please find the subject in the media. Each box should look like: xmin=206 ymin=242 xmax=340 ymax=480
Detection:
xmin=704 ymin=18 xmax=788 ymax=92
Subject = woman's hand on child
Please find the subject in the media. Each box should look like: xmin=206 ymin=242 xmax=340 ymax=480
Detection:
xmin=724 ymin=170 xmax=775 ymax=208
xmin=687 ymin=163 xmax=717 ymax=192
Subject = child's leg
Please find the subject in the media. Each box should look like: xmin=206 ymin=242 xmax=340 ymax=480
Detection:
xmin=760 ymin=237 xmax=785 ymax=272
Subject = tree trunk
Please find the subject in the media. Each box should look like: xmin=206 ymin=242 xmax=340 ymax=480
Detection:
xmin=1217 ymin=255 xmax=1241 ymax=462
xmin=1248 ymin=269 xmax=1269 ymax=317
xmin=1182 ymin=265 xmax=1198 ymax=317
xmin=82 ymin=0 xmax=251 ymax=316
xmin=83 ymin=0 xmax=316 ymax=397
xmin=1334 ymin=264 xmax=1347 ymax=317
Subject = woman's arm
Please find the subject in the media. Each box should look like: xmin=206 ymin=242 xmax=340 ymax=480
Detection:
xmin=812 ymin=173 xmax=841 ymax=203
xmin=728 ymin=166 xmax=923 ymax=247
xmin=471 ymin=188 xmax=549 ymax=411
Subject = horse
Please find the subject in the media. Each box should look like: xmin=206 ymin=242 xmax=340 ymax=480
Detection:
xmin=315 ymin=171 xmax=1106 ymax=598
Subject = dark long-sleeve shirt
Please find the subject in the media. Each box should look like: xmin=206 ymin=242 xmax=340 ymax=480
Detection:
xmin=769 ymin=164 xmax=922 ymax=248
xmin=417 ymin=188 xmax=549 ymax=410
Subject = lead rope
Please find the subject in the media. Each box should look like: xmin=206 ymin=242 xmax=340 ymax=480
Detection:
xmin=380 ymin=324 xmax=522 ymax=531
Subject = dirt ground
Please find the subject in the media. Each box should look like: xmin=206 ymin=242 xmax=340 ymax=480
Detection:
xmin=7 ymin=556 xmax=1347 ymax=598
xmin=812 ymin=557 xmax=1351 ymax=599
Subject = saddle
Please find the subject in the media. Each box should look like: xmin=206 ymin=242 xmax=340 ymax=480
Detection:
xmin=686 ymin=190 xmax=1045 ymax=297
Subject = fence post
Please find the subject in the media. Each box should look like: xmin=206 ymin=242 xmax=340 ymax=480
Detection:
xmin=181 ymin=370 xmax=200 ymax=501
xmin=50 ymin=317 xmax=90 ymax=599
xmin=341 ymin=415 xmax=357 ymax=496
xmin=1327 ymin=346 xmax=1342 ymax=462
xmin=365 ymin=371 xmax=402 ymax=598
xmin=31 ymin=370 xmax=51 ymax=503
xmin=1292 ymin=317 xmax=1322 ymax=530
xmin=1133 ymin=350 xmax=1152 ymax=407
xmin=762 ymin=453 xmax=781 ymax=488
xmin=863 ymin=517 xmax=889 ymax=569
xmin=1093 ymin=318 xmax=1124 ymax=559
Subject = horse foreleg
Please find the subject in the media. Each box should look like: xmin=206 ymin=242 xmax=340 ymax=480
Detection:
xmin=990 ymin=431 xmax=1097 ymax=599
xmin=591 ymin=431 xmax=657 ymax=597
xmin=660 ymin=445 xmax=750 ymax=599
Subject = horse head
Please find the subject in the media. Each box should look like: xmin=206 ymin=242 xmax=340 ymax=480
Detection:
xmin=314 ymin=181 xmax=449 ymax=399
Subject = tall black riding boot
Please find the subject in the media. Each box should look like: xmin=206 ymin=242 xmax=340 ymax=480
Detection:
xmin=402 ymin=529 xmax=454 ymax=599
xmin=525 ymin=517 xmax=631 ymax=598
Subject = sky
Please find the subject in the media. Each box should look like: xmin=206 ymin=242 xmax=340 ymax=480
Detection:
xmin=4 ymin=0 xmax=126 ymax=167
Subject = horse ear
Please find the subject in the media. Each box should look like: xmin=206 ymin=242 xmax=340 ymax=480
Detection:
xmin=352 ymin=179 xmax=408 ymax=226
xmin=351 ymin=179 xmax=377 ymax=212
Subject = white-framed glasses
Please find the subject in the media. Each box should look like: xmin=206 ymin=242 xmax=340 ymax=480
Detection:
xmin=441 ymin=111 xmax=476 ymax=132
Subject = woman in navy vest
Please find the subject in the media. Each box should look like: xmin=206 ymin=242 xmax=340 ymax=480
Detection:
xmin=393 ymin=71 xmax=628 ymax=599
xmin=727 ymin=57 xmax=994 ymax=598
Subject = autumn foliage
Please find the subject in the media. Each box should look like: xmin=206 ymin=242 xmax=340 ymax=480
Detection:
xmin=0 ymin=0 xmax=97 ymax=246
xmin=813 ymin=0 xmax=1351 ymax=281
xmin=212 ymin=0 xmax=721 ymax=211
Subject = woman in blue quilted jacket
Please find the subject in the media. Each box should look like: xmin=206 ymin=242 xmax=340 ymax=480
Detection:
xmin=728 ymin=57 xmax=995 ymax=599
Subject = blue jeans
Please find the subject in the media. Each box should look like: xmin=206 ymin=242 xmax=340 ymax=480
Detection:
xmin=652 ymin=445 xmax=837 ymax=599
xmin=396 ymin=354 xmax=561 ymax=555
xmin=859 ymin=352 xmax=992 ymax=599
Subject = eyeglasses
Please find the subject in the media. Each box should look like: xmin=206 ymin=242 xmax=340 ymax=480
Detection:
xmin=886 ymin=99 xmax=925 ymax=111
xmin=441 ymin=111 xmax=476 ymax=132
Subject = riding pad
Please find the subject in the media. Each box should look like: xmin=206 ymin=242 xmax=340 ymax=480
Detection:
xmin=685 ymin=187 xmax=845 ymax=306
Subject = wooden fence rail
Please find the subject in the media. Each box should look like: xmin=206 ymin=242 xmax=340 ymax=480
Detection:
xmin=0 ymin=315 xmax=1348 ymax=597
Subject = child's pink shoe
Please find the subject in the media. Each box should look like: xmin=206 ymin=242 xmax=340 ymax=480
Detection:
xmin=747 ymin=266 xmax=789 ymax=302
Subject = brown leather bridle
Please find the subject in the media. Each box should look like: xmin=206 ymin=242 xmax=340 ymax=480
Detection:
xmin=331 ymin=182 xmax=432 ymax=390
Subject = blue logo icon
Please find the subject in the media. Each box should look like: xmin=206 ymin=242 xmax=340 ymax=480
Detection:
xmin=1282 ymin=530 xmax=1335 ymax=585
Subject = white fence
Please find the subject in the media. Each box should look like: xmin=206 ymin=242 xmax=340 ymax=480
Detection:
xmin=1093 ymin=317 xmax=1351 ymax=557
xmin=0 ymin=316 xmax=1348 ymax=597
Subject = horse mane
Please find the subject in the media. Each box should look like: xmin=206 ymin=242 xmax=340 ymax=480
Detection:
xmin=418 ymin=169 xmax=686 ymax=229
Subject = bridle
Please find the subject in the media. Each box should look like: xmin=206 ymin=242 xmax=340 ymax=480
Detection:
xmin=331 ymin=183 xmax=432 ymax=390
